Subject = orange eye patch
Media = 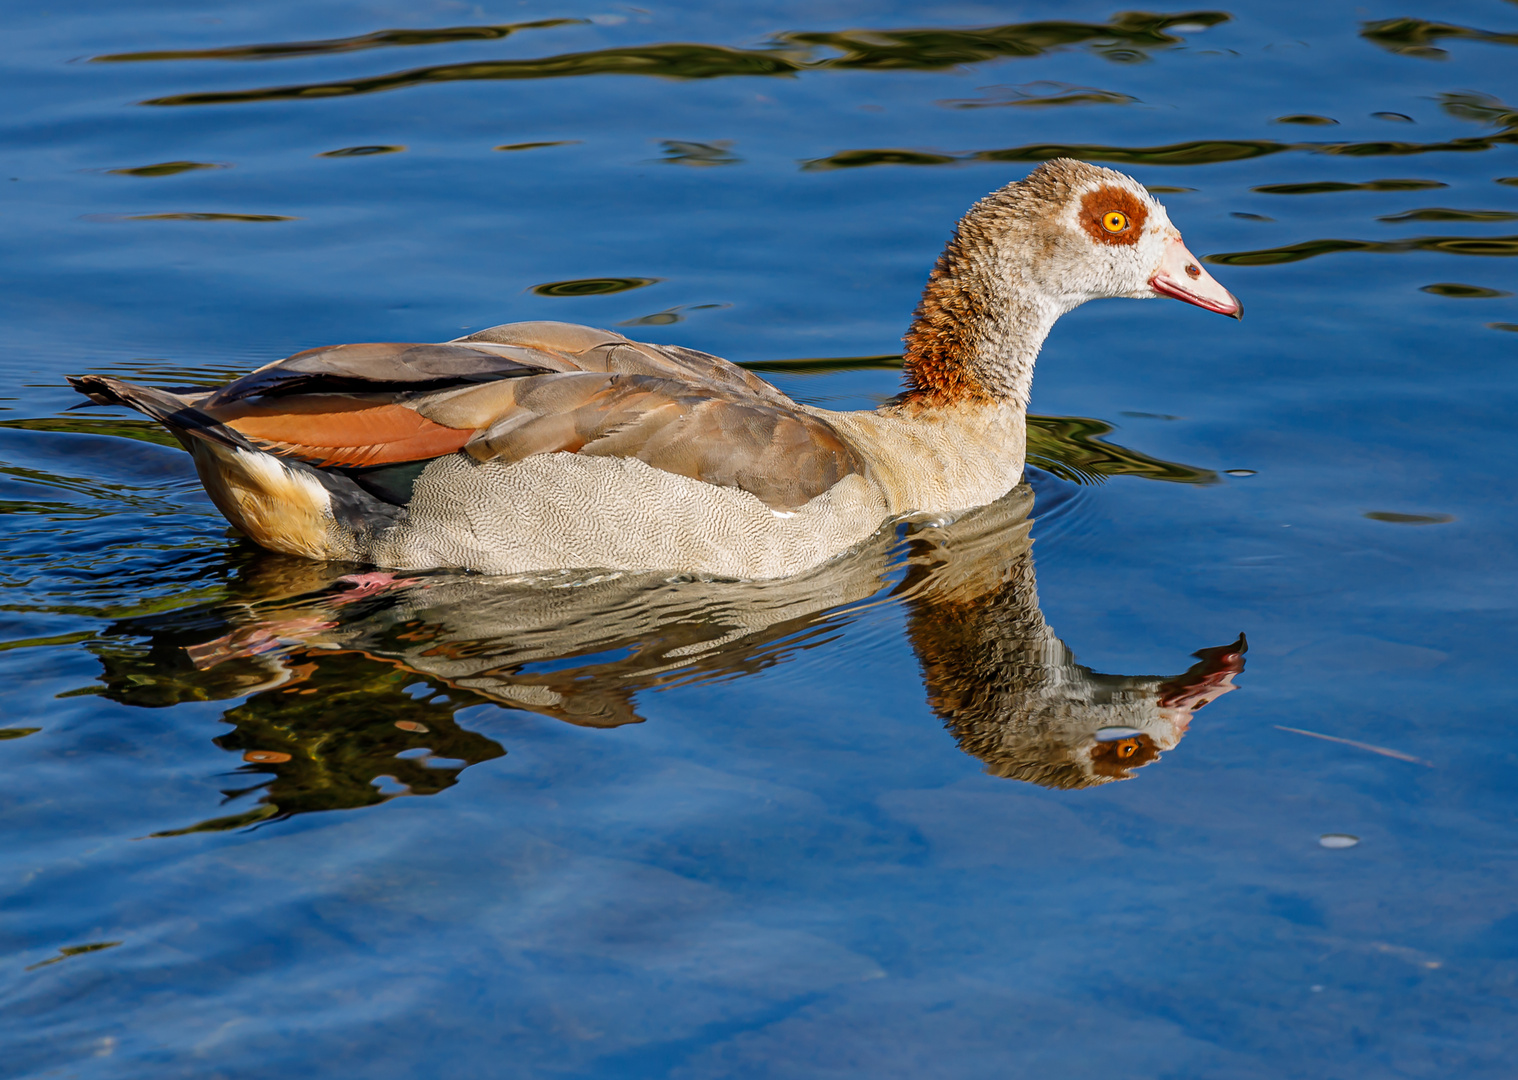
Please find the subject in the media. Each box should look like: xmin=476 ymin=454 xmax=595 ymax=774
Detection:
xmin=1080 ymin=185 xmax=1148 ymax=246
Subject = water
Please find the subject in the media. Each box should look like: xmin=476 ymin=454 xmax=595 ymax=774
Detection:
xmin=3 ymin=1 xmax=1517 ymax=1075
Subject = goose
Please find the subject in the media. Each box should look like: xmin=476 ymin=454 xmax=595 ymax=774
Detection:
xmin=70 ymin=158 xmax=1239 ymax=579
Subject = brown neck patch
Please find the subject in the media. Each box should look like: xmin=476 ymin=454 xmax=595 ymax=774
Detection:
xmin=1078 ymin=184 xmax=1148 ymax=247
xmin=900 ymin=235 xmax=992 ymax=408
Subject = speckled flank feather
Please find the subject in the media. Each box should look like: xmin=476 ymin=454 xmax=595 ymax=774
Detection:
xmin=372 ymin=452 xmax=890 ymax=577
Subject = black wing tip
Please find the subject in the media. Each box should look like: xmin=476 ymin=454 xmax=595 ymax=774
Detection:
xmin=67 ymin=373 xmax=131 ymax=407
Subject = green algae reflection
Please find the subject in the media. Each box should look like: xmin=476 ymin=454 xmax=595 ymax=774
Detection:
xmin=775 ymin=12 xmax=1230 ymax=69
xmin=806 ymin=92 xmax=1518 ymax=171
xmin=106 ymin=161 xmax=228 ymax=177
xmin=1207 ymin=234 xmax=1518 ymax=266
xmin=799 ymin=133 xmax=1518 ymax=170
xmin=531 ymin=276 xmax=660 ymax=297
xmin=1026 ymin=415 xmax=1215 ymax=485
xmin=130 ymin=13 xmax=1229 ymax=106
xmin=1420 ymin=283 xmax=1512 ymax=298
xmin=25 ymin=942 xmax=123 ymax=972
xmin=91 ymin=18 xmax=587 ymax=62
xmin=1252 ymin=180 xmax=1449 ymax=195
xmin=1360 ymin=17 xmax=1518 ymax=60
xmin=89 ymin=605 xmax=506 ymax=835
xmin=1378 ymin=208 xmax=1518 ymax=223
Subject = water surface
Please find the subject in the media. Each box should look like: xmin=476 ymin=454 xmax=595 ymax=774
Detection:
xmin=3 ymin=1 xmax=1518 ymax=1076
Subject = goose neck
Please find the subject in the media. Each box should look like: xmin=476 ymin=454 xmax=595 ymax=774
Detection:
xmin=898 ymin=226 xmax=1065 ymax=412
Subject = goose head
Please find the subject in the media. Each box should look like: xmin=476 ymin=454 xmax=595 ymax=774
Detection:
xmin=1022 ymin=159 xmax=1241 ymax=317
xmin=923 ymin=625 xmax=1248 ymax=791
xmin=902 ymin=158 xmax=1240 ymax=407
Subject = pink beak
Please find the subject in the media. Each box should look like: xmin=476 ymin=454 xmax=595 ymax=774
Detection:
xmin=1149 ymin=237 xmax=1242 ymax=319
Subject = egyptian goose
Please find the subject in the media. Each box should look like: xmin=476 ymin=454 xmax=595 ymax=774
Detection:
xmin=70 ymin=158 xmax=1239 ymax=578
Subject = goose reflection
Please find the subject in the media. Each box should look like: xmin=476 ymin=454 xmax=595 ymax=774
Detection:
xmin=85 ymin=485 xmax=1243 ymax=832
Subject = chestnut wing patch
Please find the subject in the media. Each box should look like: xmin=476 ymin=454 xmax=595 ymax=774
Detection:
xmin=213 ymin=396 xmax=475 ymax=468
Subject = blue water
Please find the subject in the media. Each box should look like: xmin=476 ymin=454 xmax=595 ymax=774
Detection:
xmin=4 ymin=2 xmax=1518 ymax=1076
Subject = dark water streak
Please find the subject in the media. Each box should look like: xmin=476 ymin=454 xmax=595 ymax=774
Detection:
xmin=808 ymin=91 xmax=1518 ymax=169
xmin=937 ymin=83 xmax=1138 ymax=109
xmin=105 ymin=161 xmax=228 ymax=177
xmin=803 ymin=132 xmax=1518 ymax=170
xmin=126 ymin=13 xmax=1230 ymax=106
xmin=1378 ymin=208 xmax=1518 ymax=223
xmin=1252 ymin=179 xmax=1449 ymax=194
xmin=90 ymin=18 xmax=587 ymax=63
xmin=1207 ymin=234 xmax=1518 ymax=266
xmin=1360 ymin=16 xmax=1518 ymax=60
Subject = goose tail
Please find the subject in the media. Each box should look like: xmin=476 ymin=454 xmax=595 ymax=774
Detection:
xmin=66 ymin=374 xmax=381 ymax=560
xmin=66 ymin=374 xmax=253 ymax=453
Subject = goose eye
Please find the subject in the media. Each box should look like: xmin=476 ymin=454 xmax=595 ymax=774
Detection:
xmin=1101 ymin=211 xmax=1130 ymax=234
xmin=1117 ymin=740 xmax=1138 ymax=758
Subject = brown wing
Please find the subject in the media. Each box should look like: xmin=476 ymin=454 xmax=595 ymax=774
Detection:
xmin=453 ymin=321 xmax=799 ymax=407
xmin=194 ymin=321 xmax=867 ymax=510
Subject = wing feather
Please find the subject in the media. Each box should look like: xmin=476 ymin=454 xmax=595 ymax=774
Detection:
xmin=178 ymin=322 xmax=866 ymax=509
xmin=210 ymin=397 xmax=472 ymax=468
xmin=204 ymin=342 xmax=552 ymax=406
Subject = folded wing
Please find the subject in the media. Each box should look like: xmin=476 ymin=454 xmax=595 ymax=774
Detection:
xmin=192 ymin=321 xmax=867 ymax=511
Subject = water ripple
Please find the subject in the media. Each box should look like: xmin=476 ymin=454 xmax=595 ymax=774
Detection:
xmin=1252 ymin=179 xmax=1449 ymax=194
xmin=128 ymin=13 xmax=1230 ymax=106
xmin=1361 ymin=17 xmax=1518 ymax=60
xmin=1206 ymin=234 xmax=1518 ymax=266
xmin=90 ymin=18 xmax=586 ymax=62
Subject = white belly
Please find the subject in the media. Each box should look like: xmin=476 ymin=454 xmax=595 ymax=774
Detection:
xmin=362 ymin=451 xmax=893 ymax=579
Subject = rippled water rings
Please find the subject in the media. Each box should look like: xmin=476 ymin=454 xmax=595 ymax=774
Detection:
xmin=1364 ymin=511 xmax=1455 ymax=524
xmin=530 ymin=277 xmax=661 ymax=297
xmin=106 ymin=160 xmax=228 ymax=176
xmin=1420 ymin=283 xmax=1513 ymax=298
xmin=317 ymin=145 xmax=405 ymax=157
